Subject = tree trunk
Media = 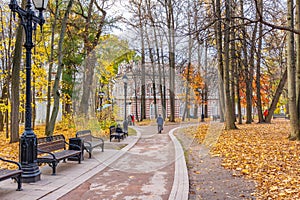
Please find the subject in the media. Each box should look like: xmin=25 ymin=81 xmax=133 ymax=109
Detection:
xmin=78 ymin=0 xmax=106 ymax=119
xmin=46 ymin=0 xmax=74 ymax=136
xmin=182 ymin=1 xmax=193 ymax=121
xmin=214 ymin=0 xmax=225 ymax=122
xmin=256 ymin=0 xmax=264 ymax=123
xmin=169 ymin=0 xmax=176 ymax=122
xmin=133 ymin=73 xmax=139 ymax=122
xmin=246 ymin=22 xmax=257 ymax=124
xmin=204 ymin=42 xmax=208 ymax=118
xmin=237 ymin=61 xmax=243 ymax=124
xmin=145 ymin=35 xmax=157 ymax=119
xmin=140 ymin=10 xmax=146 ymax=121
xmin=156 ymin=48 xmax=164 ymax=119
xmin=0 ymin=86 xmax=7 ymax=132
xmin=164 ymin=0 xmax=176 ymax=122
xmin=146 ymin=0 xmax=158 ymax=119
xmin=160 ymin=45 xmax=167 ymax=120
xmin=295 ymin=0 xmax=300 ymax=140
xmin=45 ymin=0 xmax=59 ymax=135
xmin=10 ymin=6 xmax=24 ymax=142
xmin=182 ymin=63 xmax=191 ymax=121
xmin=230 ymin=6 xmax=236 ymax=120
xmin=287 ymin=0 xmax=300 ymax=140
xmin=265 ymin=69 xmax=287 ymax=122
xmin=1 ymin=8 xmax=11 ymax=135
xmin=224 ymin=0 xmax=237 ymax=129
xmin=79 ymin=51 xmax=97 ymax=116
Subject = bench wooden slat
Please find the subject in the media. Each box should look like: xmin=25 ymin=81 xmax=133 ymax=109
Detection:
xmin=38 ymin=150 xmax=80 ymax=161
xmin=0 ymin=169 xmax=23 ymax=181
xmin=38 ymin=140 xmax=66 ymax=153
xmin=37 ymin=134 xmax=81 ymax=175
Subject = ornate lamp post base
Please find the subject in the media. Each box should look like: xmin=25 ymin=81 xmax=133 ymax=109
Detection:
xmin=21 ymin=164 xmax=41 ymax=183
xmin=20 ymin=132 xmax=41 ymax=183
xmin=201 ymin=113 xmax=205 ymax=122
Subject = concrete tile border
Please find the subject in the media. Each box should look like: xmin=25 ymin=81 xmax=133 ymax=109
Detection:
xmin=168 ymin=127 xmax=189 ymax=200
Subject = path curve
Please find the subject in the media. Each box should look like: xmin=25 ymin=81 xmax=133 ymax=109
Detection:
xmin=0 ymin=124 xmax=190 ymax=200
xmin=59 ymin=125 xmax=189 ymax=200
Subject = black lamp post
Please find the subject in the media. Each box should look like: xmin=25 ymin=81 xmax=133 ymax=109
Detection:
xmin=123 ymin=74 xmax=128 ymax=133
xmin=198 ymin=88 xmax=205 ymax=122
xmin=201 ymin=90 xmax=205 ymax=122
xmin=9 ymin=0 xmax=48 ymax=183
xmin=98 ymin=91 xmax=105 ymax=114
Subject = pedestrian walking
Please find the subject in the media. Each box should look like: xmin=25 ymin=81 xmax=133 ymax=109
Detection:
xmin=156 ymin=114 xmax=164 ymax=133
xmin=131 ymin=114 xmax=135 ymax=126
xmin=128 ymin=115 xmax=132 ymax=125
xmin=263 ymin=109 xmax=268 ymax=121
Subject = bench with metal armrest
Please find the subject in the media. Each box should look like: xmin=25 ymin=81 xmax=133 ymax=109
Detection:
xmin=37 ymin=134 xmax=82 ymax=175
xmin=76 ymin=130 xmax=104 ymax=159
xmin=109 ymin=125 xmax=128 ymax=142
xmin=0 ymin=157 xmax=22 ymax=191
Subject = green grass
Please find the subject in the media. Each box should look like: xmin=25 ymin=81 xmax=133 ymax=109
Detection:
xmin=128 ymin=127 xmax=137 ymax=136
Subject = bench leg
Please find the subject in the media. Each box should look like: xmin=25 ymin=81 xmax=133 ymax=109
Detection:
xmin=78 ymin=154 xmax=81 ymax=164
xmin=17 ymin=175 xmax=22 ymax=191
xmin=13 ymin=175 xmax=22 ymax=191
xmin=50 ymin=161 xmax=58 ymax=175
xmin=101 ymin=144 xmax=104 ymax=152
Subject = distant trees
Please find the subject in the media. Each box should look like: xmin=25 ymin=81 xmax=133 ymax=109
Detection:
xmin=124 ymin=0 xmax=300 ymax=140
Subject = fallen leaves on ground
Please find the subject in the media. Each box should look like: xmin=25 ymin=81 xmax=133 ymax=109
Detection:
xmin=188 ymin=124 xmax=209 ymax=144
xmin=209 ymin=120 xmax=300 ymax=199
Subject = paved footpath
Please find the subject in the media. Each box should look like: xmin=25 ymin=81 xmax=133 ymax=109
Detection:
xmin=0 ymin=125 xmax=189 ymax=200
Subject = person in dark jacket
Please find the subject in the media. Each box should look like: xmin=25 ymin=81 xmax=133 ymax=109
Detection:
xmin=156 ymin=114 xmax=164 ymax=133
xmin=116 ymin=124 xmax=123 ymax=133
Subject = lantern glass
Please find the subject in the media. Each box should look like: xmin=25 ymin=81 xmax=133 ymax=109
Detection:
xmin=123 ymin=74 xmax=128 ymax=84
xmin=33 ymin=0 xmax=49 ymax=10
xmin=99 ymin=92 xmax=105 ymax=98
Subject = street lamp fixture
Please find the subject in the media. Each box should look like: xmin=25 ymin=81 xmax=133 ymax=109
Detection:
xmin=123 ymin=74 xmax=128 ymax=134
xmin=98 ymin=91 xmax=105 ymax=112
xmin=9 ymin=0 xmax=49 ymax=183
xmin=32 ymin=0 xmax=49 ymax=10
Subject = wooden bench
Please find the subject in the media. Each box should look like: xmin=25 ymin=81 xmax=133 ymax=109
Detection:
xmin=109 ymin=125 xmax=128 ymax=142
xmin=0 ymin=157 xmax=22 ymax=191
xmin=273 ymin=114 xmax=288 ymax=119
xmin=37 ymin=134 xmax=82 ymax=175
xmin=76 ymin=130 xmax=104 ymax=159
